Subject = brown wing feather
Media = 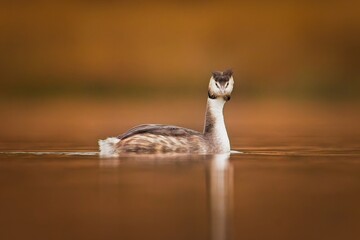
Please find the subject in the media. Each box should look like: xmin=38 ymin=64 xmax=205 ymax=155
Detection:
xmin=117 ymin=124 xmax=202 ymax=140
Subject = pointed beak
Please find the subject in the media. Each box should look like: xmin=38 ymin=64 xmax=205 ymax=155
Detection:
xmin=220 ymin=85 xmax=227 ymax=94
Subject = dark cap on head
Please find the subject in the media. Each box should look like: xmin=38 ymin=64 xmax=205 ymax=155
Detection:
xmin=212 ymin=69 xmax=233 ymax=83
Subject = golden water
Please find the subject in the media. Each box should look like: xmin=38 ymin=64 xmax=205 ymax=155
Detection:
xmin=0 ymin=100 xmax=359 ymax=240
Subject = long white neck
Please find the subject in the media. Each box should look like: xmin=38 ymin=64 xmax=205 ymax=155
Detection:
xmin=203 ymin=98 xmax=230 ymax=153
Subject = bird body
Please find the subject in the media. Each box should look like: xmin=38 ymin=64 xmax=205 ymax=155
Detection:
xmin=99 ymin=70 xmax=234 ymax=156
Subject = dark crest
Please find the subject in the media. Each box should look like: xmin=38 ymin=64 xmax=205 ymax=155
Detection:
xmin=212 ymin=69 xmax=233 ymax=83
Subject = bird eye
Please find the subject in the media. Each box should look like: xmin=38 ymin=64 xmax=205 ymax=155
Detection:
xmin=225 ymin=82 xmax=229 ymax=88
xmin=215 ymin=82 xmax=220 ymax=88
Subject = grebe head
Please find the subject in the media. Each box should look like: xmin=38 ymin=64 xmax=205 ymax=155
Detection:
xmin=208 ymin=69 xmax=234 ymax=101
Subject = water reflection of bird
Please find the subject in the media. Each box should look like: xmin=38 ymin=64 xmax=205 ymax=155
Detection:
xmin=207 ymin=153 xmax=233 ymax=240
xmin=98 ymin=153 xmax=234 ymax=240
xmin=99 ymin=70 xmax=234 ymax=157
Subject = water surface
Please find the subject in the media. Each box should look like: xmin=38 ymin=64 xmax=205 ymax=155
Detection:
xmin=0 ymin=142 xmax=359 ymax=240
xmin=0 ymin=100 xmax=359 ymax=240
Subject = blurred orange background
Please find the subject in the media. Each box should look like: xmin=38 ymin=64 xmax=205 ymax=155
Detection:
xmin=0 ymin=1 xmax=359 ymax=148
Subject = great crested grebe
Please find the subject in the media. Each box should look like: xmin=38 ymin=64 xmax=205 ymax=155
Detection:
xmin=99 ymin=69 xmax=234 ymax=156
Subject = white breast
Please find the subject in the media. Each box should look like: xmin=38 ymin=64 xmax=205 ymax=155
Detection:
xmin=207 ymin=98 xmax=230 ymax=153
